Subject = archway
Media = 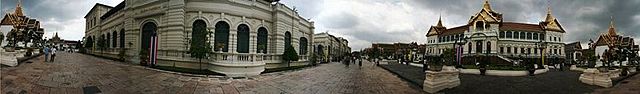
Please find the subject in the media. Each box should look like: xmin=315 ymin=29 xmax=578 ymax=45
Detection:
xmin=141 ymin=22 xmax=158 ymax=65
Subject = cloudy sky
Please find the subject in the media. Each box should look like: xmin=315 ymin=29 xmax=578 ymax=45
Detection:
xmin=3 ymin=0 xmax=640 ymax=51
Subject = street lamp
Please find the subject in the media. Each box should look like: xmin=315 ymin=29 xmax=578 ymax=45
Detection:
xmin=453 ymin=36 xmax=469 ymax=67
xmin=537 ymin=40 xmax=548 ymax=69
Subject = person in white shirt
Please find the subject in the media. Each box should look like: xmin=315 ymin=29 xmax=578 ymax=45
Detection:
xmin=51 ymin=47 xmax=57 ymax=62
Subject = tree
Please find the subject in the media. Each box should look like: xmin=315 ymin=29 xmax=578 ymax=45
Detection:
xmin=582 ymin=49 xmax=598 ymax=68
xmin=0 ymin=33 xmax=4 ymax=46
xmin=189 ymin=29 xmax=212 ymax=70
xmin=97 ymin=36 xmax=106 ymax=52
xmin=282 ymin=45 xmax=299 ymax=67
xmin=441 ymin=48 xmax=455 ymax=66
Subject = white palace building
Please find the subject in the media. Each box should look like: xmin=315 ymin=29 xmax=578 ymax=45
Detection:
xmin=425 ymin=0 xmax=566 ymax=65
xmin=84 ymin=0 xmax=314 ymax=77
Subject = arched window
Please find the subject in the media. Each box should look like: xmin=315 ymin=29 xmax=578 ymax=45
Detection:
xmin=237 ymin=24 xmax=250 ymax=53
xmin=475 ymin=21 xmax=484 ymax=31
xmin=191 ymin=20 xmax=207 ymax=52
xmin=316 ymin=45 xmax=324 ymax=55
xmin=486 ymin=41 xmax=491 ymax=54
xmin=299 ymin=37 xmax=308 ymax=55
xmin=112 ymin=31 xmax=117 ymax=48
xmin=214 ymin=21 xmax=230 ymax=52
xmin=476 ymin=41 xmax=483 ymax=53
xmin=141 ymin=22 xmax=157 ymax=51
xmin=257 ymin=27 xmax=268 ymax=53
xmin=468 ymin=42 xmax=472 ymax=53
xmin=107 ymin=33 xmax=111 ymax=48
xmin=285 ymin=31 xmax=292 ymax=48
xmin=86 ymin=36 xmax=94 ymax=48
xmin=119 ymin=29 xmax=125 ymax=48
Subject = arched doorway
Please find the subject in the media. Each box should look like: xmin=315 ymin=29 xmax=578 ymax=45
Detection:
xmin=141 ymin=22 xmax=158 ymax=65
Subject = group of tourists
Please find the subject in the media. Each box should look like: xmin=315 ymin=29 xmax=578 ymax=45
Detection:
xmin=342 ymin=56 xmax=363 ymax=68
xmin=43 ymin=46 xmax=58 ymax=62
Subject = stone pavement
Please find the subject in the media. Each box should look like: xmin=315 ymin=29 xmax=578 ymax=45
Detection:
xmin=379 ymin=63 xmax=603 ymax=94
xmin=1 ymin=52 xmax=424 ymax=94
xmin=379 ymin=63 xmax=425 ymax=87
xmin=593 ymin=73 xmax=640 ymax=94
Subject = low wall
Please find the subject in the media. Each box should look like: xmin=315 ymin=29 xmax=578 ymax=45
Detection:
xmin=459 ymin=68 xmax=549 ymax=76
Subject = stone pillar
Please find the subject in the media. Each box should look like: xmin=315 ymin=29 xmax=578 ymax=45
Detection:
xmin=230 ymin=29 xmax=237 ymax=54
xmin=423 ymin=66 xmax=460 ymax=93
xmin=249 ymin=27 xmax=257 ymax=54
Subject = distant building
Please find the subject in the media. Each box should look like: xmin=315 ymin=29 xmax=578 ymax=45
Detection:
xmin=313 ymin=32 xmax=350 ymax=62
xmin=369 ymin=42 xmax=424 ymax=61
xmin=564 ymin=42 xmax=582 ymax=64
xmin=425 ymin=0 xmax=566 ymax=65
xmin=586 ymin=17 xmax=639 ymax=66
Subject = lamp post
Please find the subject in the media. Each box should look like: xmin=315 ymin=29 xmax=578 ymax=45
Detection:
xmin=453 ymin=36 xmax=469 ymax=67
xmin=537 ymin=40 xmax=548 ymax=69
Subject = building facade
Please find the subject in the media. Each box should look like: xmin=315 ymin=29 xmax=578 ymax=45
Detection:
xmin=84 ymin=0 xmax=315 ymax=77
xmin=425 ymin=0 xmax=566 ymax=65
xmin=313 ymin=32 xmax=350 ymax=62
xmin=368 ymin=42 xmax=425 ymax=61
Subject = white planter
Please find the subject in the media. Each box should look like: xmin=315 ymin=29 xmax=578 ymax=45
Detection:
xmin=0 ymin=51 xmax=19 ymax=67
xmin=579 ymin=68 xmax=612 ymax=88
xmin=423 ymin=66 xmax=460 ymax=93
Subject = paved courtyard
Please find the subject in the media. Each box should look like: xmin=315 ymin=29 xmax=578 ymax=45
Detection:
xmin=1 ymin=52 xmax=423 ymax=94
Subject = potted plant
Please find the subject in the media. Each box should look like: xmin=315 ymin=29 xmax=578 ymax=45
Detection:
xmin=527 ymin=61 xmax=536 ymax=76
xmin=621 ymin=66 xmax=629 ymax=76
xmin=139 ymin=49 xmax=149 ymax=66
xmin=25 ymin=47 xmax=33 ymax=56
xmin=429 ymin=56 xmax=443 ymax=71
xmin=282 ymin=45 xmax=299 ymax=67
xmin=118 ymin=48 xmax=127 ymax=61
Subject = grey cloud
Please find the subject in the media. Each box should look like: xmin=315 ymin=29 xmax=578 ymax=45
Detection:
xmin=323 ymin=12 xmax=359 ymax=29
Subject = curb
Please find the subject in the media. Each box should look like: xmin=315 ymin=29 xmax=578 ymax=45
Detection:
xmin=82 ymin=53 xmax=227 ymax=78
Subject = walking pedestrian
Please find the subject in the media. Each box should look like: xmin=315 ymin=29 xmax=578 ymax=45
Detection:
xmin=358 ymin=58 xmax=362 ymax=67
xmin=51 ymin=47 xmax=57 ymax=62
xmin=43 ymin=46 xmax=50 ymax=62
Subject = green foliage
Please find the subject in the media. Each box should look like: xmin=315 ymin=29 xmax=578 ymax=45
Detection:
xmin=367 ymin=48 xmax=380 ymax=60
xmin=441 ymin=48 xmax=456 ymax=66
xmin=188 ymin=32 xmax=212 ymax=60
xmin=582 ymin=50 xmax=598 ymax=68
xmin=282 ymin=45 xmax=299 ymax=62
xmin=118 ymin=49 xmax=127 ymax=60
xmin=96 ymin=36 xmax=106 ymax=51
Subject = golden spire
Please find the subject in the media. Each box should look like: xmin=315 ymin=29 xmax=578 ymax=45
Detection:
xmin=436 ymin=15 xmax=443 ymax=27
xmin=15 ymin=0 xmax=24 ymax=16
xmin=608 ymin=16 xmax=616 ymax=36
xmin=482 ymin=0 xmax=492 ymax=11
xmin=544 ymin=1 xmax=555 ymax=23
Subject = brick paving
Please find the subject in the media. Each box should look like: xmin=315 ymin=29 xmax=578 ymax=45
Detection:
xmin=1 ymin=52 xmax=423 ymax=94
xmin=593 ymin=73 xmax=640 ymax=94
